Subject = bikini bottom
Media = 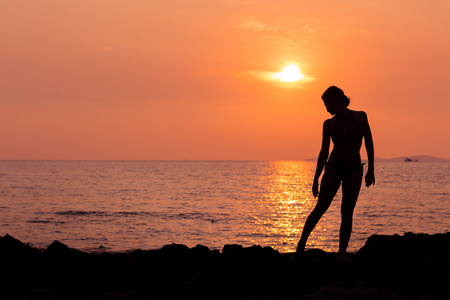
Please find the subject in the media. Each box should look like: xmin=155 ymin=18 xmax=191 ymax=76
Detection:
xmin=325 ymin=162 xmax=364 ymax=181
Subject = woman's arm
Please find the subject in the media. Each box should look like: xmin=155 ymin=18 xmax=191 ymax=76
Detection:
xmin=361 ymin=112 xmax=375 ymax=187
xmin=312 ymin=120 xmax=331 ymax=197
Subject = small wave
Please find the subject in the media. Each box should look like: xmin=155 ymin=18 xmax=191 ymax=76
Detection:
xmin=177 ymin=212 xmax=205 ymax=219
xmin=55 ymin=210 xmax=160 ymax=218
xmin=68 ymin=193 xmax=84 ymax=197
xmin=163 ymin=212 xmax=231 ymax=223
xmin=55 ymin=210 xmax=107 ymax=216
xmin=53 ymin=210 xmax=231 ymax=224
xmin=362 ymin=213 xmax=378 ymax=217
xmin=27 ymin=220 xmax=65 ymax=224
xmin=236 ymin=232 xmax=269 ymax=238
xmin=114 ymin=211 xmax=164 ymax=218
xmin=10 ymin=185 xmax=37 ymax=190
xmin=116 ymin=211 xmax=140 ymax=215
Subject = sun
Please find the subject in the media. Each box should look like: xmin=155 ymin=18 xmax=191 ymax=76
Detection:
xmin=272 ymin=64 xmax=305 ymax=83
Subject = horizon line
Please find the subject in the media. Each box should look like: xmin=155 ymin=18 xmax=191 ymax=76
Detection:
xmin=1 ymin=155 xmax=449 ymax=162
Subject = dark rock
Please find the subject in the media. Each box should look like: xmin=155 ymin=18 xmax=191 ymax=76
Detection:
xmin=44 ymin=240 xmax=89 ymax=260
xmin=0 ymin=234 xmax=43 ymax=265
xmin=222 ymin=243 xmax=243 ymax=256
xmin=191 ymin=244 xmax=210 ymax=255
xmin=355 ymin=232 xmax=450 ymax=262
xmin=160 ymin=243 xmax=190 ymax=254
xmin=0 ymin=233 xmax=449 ymax=299
xmin=304 ymin=282 xmax=413 ymax=300
xmin=304 ymin=248 xmax=337 ymax=261
xmin=222 ymin=244 xmax=288 ymax=269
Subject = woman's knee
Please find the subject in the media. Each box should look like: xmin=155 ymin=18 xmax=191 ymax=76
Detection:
xmin=310 ymin=206 xmax=327 ymax=220
xmin=341 ymin=213 xmax=353 ymax=223
xmin=341 ymin=207 xmax=355 ymax=221
xmin=341 ymin=202 xmax=355 ymax=214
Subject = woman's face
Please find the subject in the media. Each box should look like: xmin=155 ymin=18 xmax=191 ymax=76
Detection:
xmin=323 ymin=100 xmax=339 ymax=115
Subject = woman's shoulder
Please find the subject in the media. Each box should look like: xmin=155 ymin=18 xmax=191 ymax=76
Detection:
xmin=323 ymin=117 xmax=335 ymax=126
xmin=348 ymin=109 xmax=366 ymax=115
xmin=322 ymin=118 xmax=335 ymax=133
xmin=349 ymin=109 xmax=368 ymax=120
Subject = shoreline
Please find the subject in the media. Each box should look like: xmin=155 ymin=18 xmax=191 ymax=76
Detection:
xmin=1 ymin=232 xmax=449 ymax=299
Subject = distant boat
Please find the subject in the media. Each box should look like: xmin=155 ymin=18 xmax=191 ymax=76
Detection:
xmin=405 ymin=157 xmax=418 ymax=162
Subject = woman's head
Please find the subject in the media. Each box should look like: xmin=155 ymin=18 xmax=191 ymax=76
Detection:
xmin=322 ymin=86 xmax=350 ymax=107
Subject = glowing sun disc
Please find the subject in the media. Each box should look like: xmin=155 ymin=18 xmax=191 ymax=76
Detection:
xmin=273 ymin=64 xmax=305 ymax=82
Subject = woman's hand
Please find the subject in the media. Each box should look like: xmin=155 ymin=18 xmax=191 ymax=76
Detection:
xmin=312 ymin=180 xmax=319 ymax=198
xmin=365 ymin=170 xmax=375 ymax=187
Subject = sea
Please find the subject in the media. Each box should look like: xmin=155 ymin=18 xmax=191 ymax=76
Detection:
xmin=0 ymin=160 xmax=448 ymax=254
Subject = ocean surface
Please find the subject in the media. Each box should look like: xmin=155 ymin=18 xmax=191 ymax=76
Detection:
xmin=0 ymin=160 xmax=449 ymax=253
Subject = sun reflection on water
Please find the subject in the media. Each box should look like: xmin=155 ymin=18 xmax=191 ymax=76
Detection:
xmin=246 ymin=161 xmax=339 ymax=253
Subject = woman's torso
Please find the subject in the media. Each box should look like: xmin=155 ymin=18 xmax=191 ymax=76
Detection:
xmin=327 ymin=109 xmax=364 ymax=166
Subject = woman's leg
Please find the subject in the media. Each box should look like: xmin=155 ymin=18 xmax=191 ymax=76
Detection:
xmin=338 ymin=166 xmax=363 ymax=260
xmin=296 ymin=166 xmax=341 ymax=255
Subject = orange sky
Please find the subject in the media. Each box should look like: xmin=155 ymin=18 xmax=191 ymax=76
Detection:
xmin=1 ymin=1 xmax=449 ymax=160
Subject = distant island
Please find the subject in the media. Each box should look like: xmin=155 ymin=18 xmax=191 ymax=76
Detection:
xmin=375 ymin=155 xmax=450 ymax=162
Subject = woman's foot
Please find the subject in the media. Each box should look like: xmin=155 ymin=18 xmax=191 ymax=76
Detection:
xmin=294 ymin=250 xmax=304 ymax=262
xmin=337 ymin=253 xmax=352 ymax=264
xmin=295 ymin=241 xmax=306 ymax=262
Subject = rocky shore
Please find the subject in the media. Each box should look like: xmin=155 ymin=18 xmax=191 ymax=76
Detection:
xmin=0 ymin=232 xmax=449 ymax=299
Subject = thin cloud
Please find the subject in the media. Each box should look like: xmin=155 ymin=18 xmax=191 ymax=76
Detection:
xmin=247 ymin=69 xmax=314 ymax=88
xmin=241 ymin=20 xmax=278 ymax=32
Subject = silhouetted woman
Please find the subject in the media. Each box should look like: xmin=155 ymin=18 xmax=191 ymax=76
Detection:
xmin=296 ymin=86 xmax=375 ymax=262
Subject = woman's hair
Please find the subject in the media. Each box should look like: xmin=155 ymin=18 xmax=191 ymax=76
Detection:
xmin=322 ymin=86 xmax=350 ymax=107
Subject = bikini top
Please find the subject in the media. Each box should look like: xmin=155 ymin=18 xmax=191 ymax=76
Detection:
xmin=331 ymin=111 xmax=363 ymax=145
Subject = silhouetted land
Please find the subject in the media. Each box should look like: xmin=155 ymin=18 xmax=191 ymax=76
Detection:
xmin=1 ymin=232 xmax=449 ymax=299
xmin=375 ymin=155 xmax=450 ymax=162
